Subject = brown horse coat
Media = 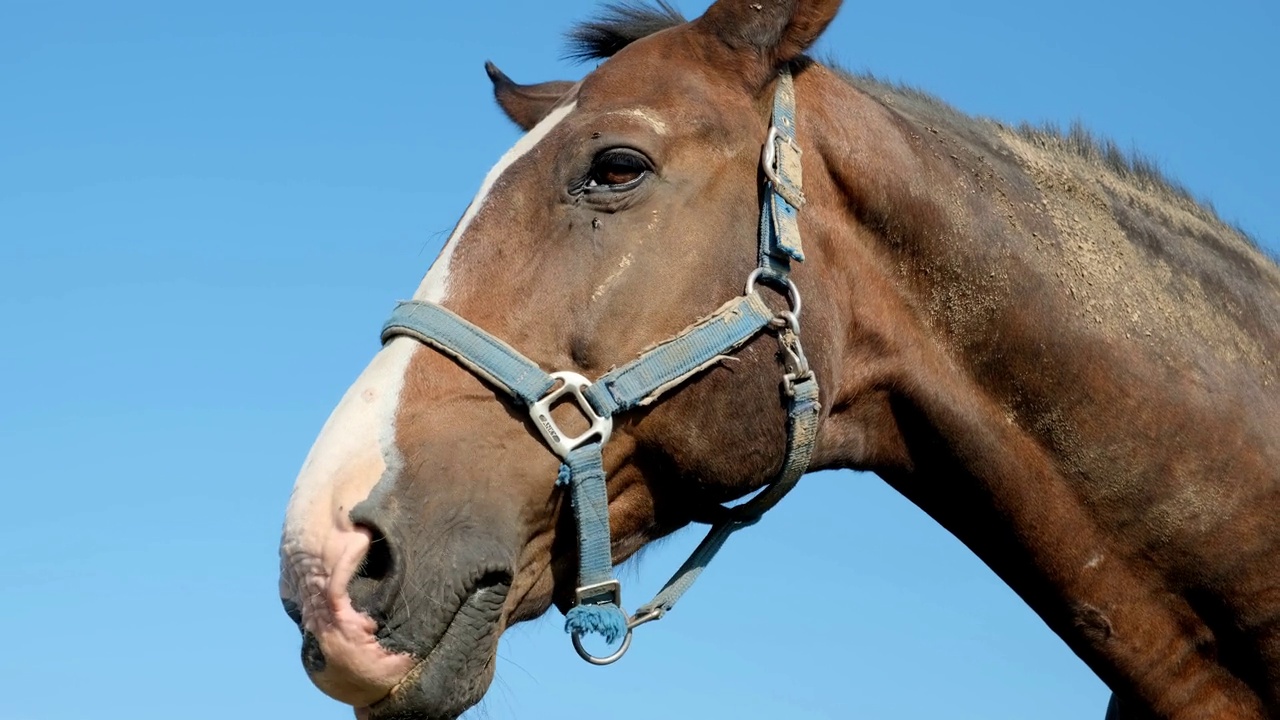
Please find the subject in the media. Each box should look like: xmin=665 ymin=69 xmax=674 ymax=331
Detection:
xmin=280 ymin=2 xmax=1280 ymax=717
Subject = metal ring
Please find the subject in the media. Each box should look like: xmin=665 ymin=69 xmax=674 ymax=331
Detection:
xmin=571 ymin=628 xmax=634 ymax=666
xmin=568 ymin=607 xmax=664 ymax=665
xmin=745 ymin=268 xmax=802 ymax=320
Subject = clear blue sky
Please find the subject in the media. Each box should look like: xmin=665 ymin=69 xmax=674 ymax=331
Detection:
xmin=2 ymin=1 xmax=1276 ymax=718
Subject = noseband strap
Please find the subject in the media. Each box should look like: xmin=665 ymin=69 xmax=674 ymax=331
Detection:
xmin=380 ymin=67 xmax=819 ymax=665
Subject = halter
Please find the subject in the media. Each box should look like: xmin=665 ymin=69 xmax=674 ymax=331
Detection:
xmin=381 ymin=68 xmax=819 ymax=665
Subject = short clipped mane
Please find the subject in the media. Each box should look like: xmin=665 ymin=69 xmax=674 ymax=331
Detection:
xmin=561 ymin=1 xmax=1256 ymax=245
xmin=842 ymin=71 xmax=1255 ymax=243
xmin=565 ymin=1 xmax=686 ymax=63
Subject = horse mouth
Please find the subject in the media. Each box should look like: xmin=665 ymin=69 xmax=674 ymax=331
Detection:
xmin=361 ymin=571 xmax=512 ymax=720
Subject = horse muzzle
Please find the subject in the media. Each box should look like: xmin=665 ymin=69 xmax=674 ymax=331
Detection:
xmin=280 ymin=506 xmax=513 ymax=718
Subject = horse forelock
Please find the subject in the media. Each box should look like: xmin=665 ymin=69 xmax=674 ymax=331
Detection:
xmin=564 ymin=1 xmax=687 ymax=63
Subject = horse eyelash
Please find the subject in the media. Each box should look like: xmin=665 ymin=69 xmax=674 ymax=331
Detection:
xmin=584 ymin=150 xmax=652 ymax=190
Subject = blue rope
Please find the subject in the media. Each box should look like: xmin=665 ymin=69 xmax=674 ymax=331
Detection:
xmin=564 ymin=603 xmax=628 ymax=644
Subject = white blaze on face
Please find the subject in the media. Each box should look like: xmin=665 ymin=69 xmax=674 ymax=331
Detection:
xmin=278 ymin=339 xmax=421 ymax=704
xmin=280 ymin=336 xmax=417 ymax=600
xmin=281 ymin=100 xmax=580 ymax=634
xmin=416 ymin=101 xmax=578 ymax=303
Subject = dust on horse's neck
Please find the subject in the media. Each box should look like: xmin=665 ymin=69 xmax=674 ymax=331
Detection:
xmin=797 ymin=64 xmax=1280 ymax=717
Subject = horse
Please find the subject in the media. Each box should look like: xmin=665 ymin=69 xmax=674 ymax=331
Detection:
xmin=277 ymin=1 xmax=1280 ymax=717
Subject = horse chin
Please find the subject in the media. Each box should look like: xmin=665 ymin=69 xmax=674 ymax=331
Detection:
xmin=361 ymin=583 xmax=507 ymax=720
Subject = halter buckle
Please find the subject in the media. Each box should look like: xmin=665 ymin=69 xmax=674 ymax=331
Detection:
xmin=529 ymin=372 xmax=613 ymax=460
xmin=575 ymin=579 xmax=622 ymax=608
xmin=761 ymin=125 xmax=802 ymax=193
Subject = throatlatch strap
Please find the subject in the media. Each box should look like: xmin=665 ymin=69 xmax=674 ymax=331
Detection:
xmin=635 ymin=374 xmax=821 ymax=619
xmin=584 ymin=293 xmax=775 ymax=417
xmin=382 ymin=301 xmax=555 ymax=405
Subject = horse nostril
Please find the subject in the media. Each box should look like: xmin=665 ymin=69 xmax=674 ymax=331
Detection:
xmin=356 ymin=525 xmax=392 ymax=582
xmin=282 ymin=598 xmax=304 ymax=629
xmin=348 ymin=522 xmax=399 ymax=621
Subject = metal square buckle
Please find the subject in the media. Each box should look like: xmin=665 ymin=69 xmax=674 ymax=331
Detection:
xmin=529 ymin=371 xmax=613 ymax=460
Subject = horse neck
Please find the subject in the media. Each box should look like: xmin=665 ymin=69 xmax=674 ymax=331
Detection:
xmin=793 ymin=65 xmax=1276 ymax=716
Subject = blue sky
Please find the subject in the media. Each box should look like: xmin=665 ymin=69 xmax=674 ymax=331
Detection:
xmin=1 ymin=1 xmax=1276 ymax=718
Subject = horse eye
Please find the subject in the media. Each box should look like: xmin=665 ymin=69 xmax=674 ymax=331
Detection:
xmin=586 ymin=149 xmax=651 ymax=189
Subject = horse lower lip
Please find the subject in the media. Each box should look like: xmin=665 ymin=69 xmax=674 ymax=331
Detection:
xmin=364 ymin=577 xmax=510 ymax=719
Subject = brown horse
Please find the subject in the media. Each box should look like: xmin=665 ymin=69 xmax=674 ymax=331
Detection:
xmin=277 ymin=1 xmax=1280 ymax=717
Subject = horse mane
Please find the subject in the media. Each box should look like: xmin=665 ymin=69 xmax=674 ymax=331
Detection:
xmin=563 ymin=1 xmax=1261 ymax=249
xmin=840 ymin=71 xmax=1259 ymax=246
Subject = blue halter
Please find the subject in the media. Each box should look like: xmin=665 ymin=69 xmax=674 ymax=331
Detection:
xmin=381 ymin=68 xmax=819 ymax=665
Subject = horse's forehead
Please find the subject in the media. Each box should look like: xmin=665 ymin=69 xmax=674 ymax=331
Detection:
xmin=577 ymin=40 xmax=744 ymax=124
xmin=567 ymin=85 xmax=750 ymax=156
xmin=599 ymin=108 xmax=670 ymax=136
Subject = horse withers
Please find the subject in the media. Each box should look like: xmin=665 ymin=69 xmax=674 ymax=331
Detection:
xmin=278 ymin=1 xmax=1280 ymax=717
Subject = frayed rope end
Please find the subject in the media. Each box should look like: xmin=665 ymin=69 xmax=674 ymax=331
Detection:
xmin=556 ymin=463 xmax=572 ymax=487
xmin=564 ymin=603 xmax=628 ymax=644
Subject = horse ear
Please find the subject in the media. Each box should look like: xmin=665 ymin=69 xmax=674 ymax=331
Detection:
xmin=485 ymin=62 xmax=575 ymax=131
xmin=696 ymin=0 xmax=842 ymax=76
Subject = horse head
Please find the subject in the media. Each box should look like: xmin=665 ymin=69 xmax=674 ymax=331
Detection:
xmin=280 ymin=1 xmax=851 ymax=716
xmin=279 ymin=0 xmax=1280 ymax=717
